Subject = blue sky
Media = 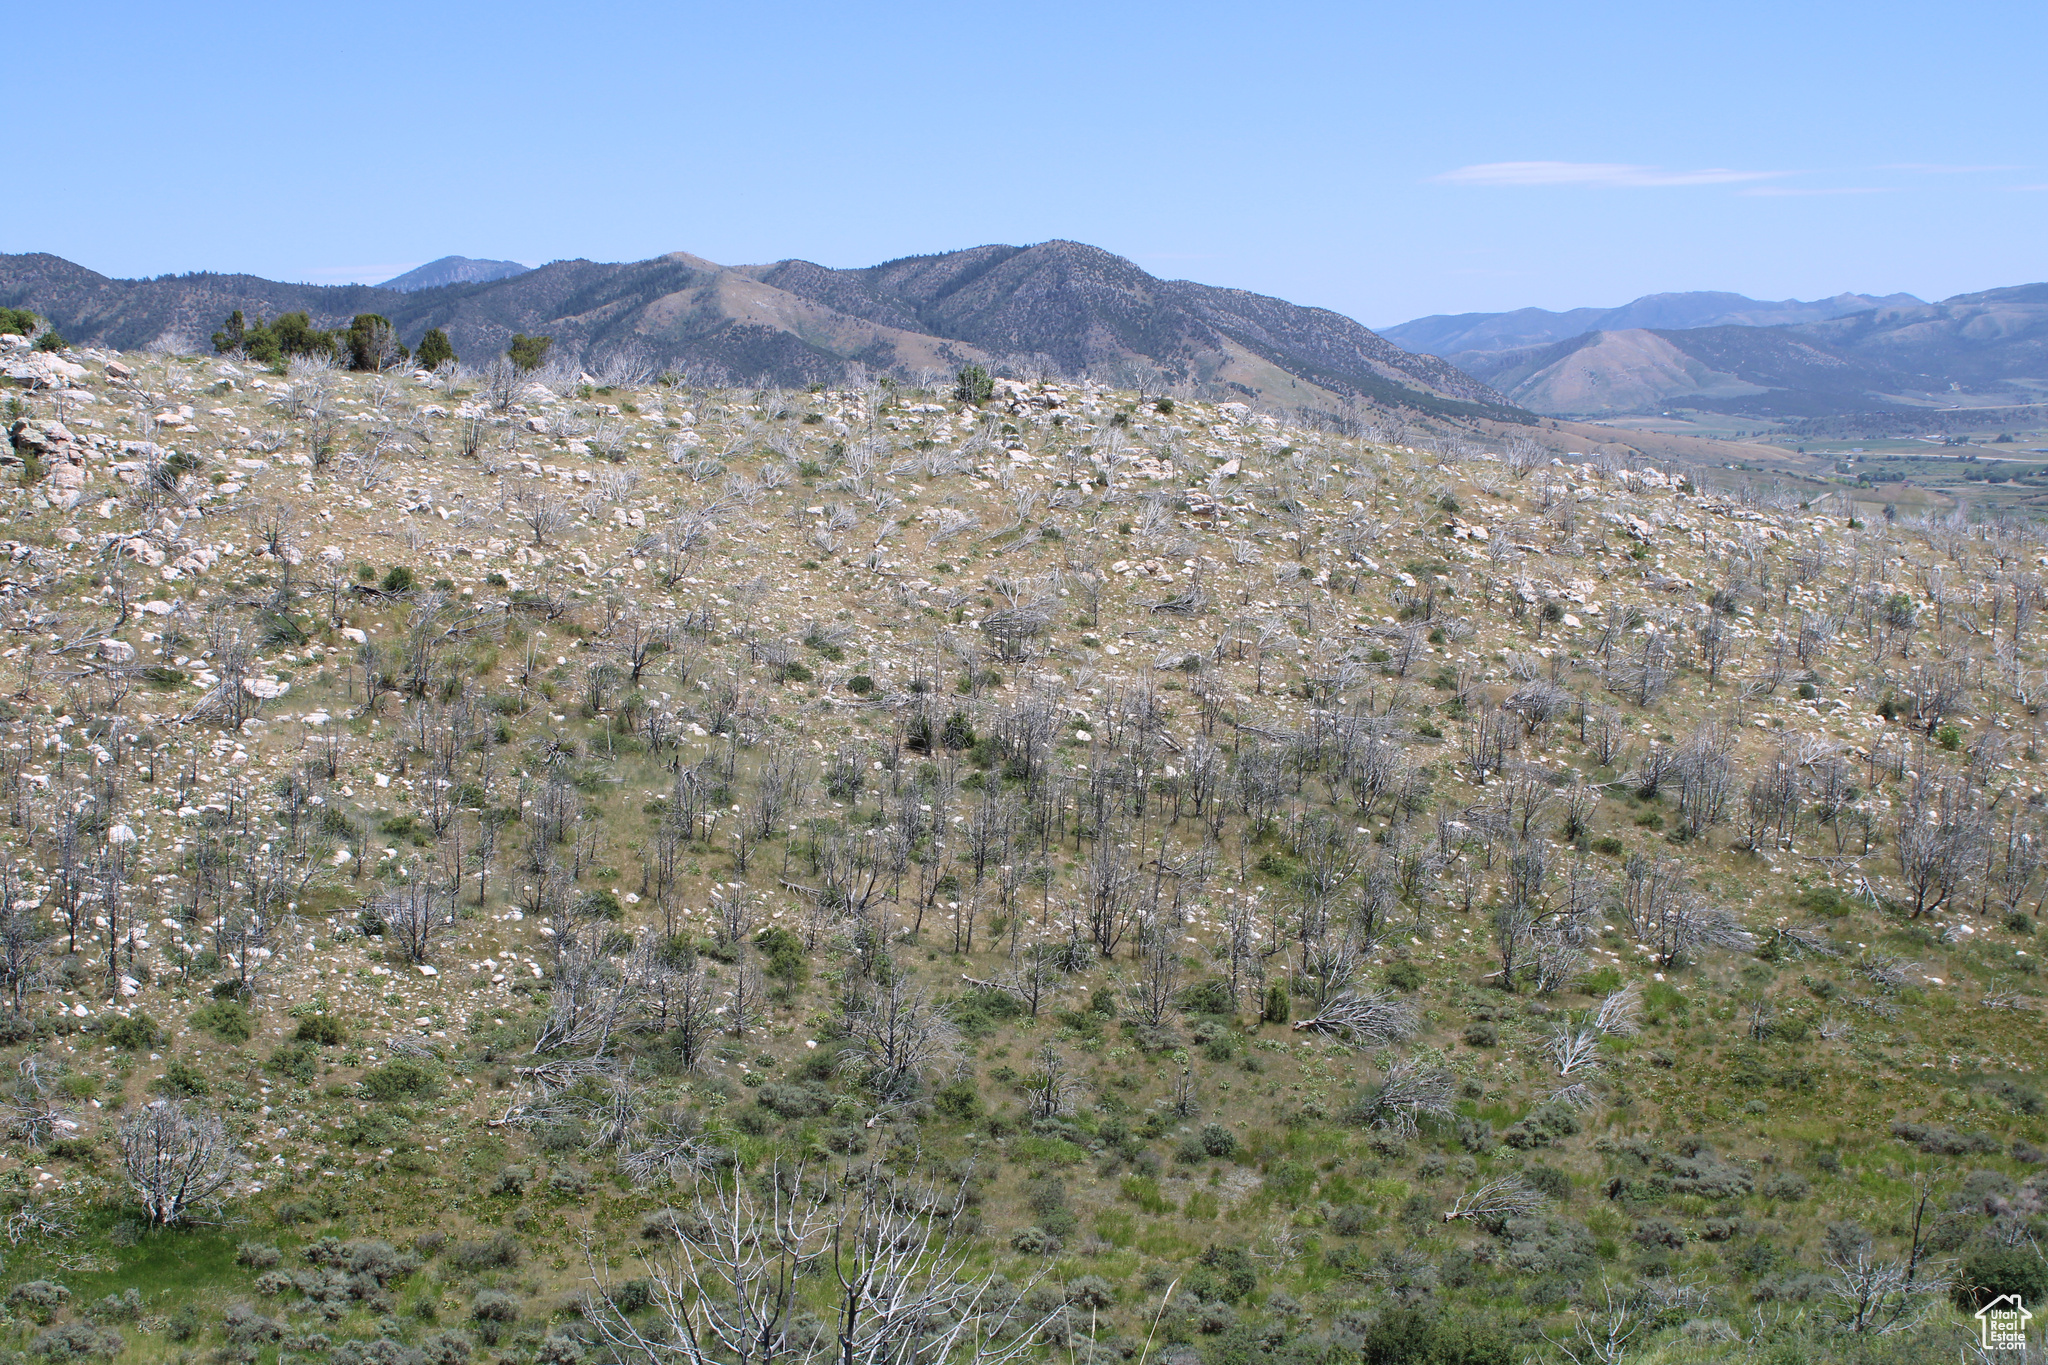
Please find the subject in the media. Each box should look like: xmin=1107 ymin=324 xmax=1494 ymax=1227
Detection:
xmin=17 ymin=0 xmax=2042 ymax=327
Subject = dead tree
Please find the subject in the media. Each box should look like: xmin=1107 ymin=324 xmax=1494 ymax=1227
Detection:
xmin=1292 ymin=989 xmax=1419 ymax=1046
xmin=1351 ymin=1057 xmax=1455 ymax=1137
xmin=1445 ymin=1175 xmax=1550 ymax=1225
xmin=589 ymin=1160 xmax=1053 ymax=1365
xmin=837 ymin=981 xmax=961 ymax=1101
xmin=120 ymin=1101 xmax=238 ymax=1226
xmin=517 ymin=490 xmax=573 ymax=546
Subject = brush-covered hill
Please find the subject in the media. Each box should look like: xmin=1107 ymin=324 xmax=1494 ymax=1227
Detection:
xmin=0 ymin=245 xmax=1526 ymax=422
xmin=0 ymin=337 xmax=2043 ymax=1365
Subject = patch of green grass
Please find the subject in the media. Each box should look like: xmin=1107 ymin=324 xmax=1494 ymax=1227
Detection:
xmin=1012 ymin=1136 xmax=1087 ymax=1166
xmin=1120 ymin=1174 xmax=1174 ymax=1214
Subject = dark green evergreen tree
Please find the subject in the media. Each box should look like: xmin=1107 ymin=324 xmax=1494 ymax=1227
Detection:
xmin=954 ymin=364 xmax=994 ymax=405
xmin=507 ymin=334 xmax=552 ymax=373
xmin=414 ymin=328 xmax=456 ymax=370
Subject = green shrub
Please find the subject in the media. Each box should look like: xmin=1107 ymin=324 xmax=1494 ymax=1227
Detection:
xmin=105 ymin=1013 xmax=160 ymax=1050
xmin=380 ymin=565 xmax=417 ymax=594
xmin=237 ymin=1240 xmax=284 ymax=1269
xmin=934 ymin=1078 xmax=982 ymax=1120
xmin=156 ymin=1307 xmax=208 ymax=1346
xmin=189 ymin=999 xmax=252 ymax=1043
xmin=488 ymin=1165 xmax=531 ymax=1198
xmin=507 ymin=334 xmax=552 ymax=373
xmin=756 ymin=1081 xmax=831 ymax=1118
xmin=472 ymin=1289 xmax=520 ymax=1323
xmin=1499 ymin=1215 xmax=1597 ymax=1277
xmin=344 ymin=313 xmax=409 ymax=371
xmin=268 ymin=1041 xmax=318 ymax=1084
xmin=1501 ymin=1102 xmax=1580 ymax=1149
xmin=1956 ymin=1245 xmax=2048 ymax=1311
xmin=1579 ymin=966 xmax=1622 ymax=995
xmin=1385 ymin=961 xmax=1425 ymax=992
xmin=362 ymin=1058 xmax=438 ymax=1100
xmin=153 ymin=1059 xmax=210 ymax=1098
xmin=415 ymin=328 xmax=456 ymax=370
xmin=270 ymin=312 xmax=336 ymax=362
xmin=0 ymin=307 xmax=38 ymax=337
xmin=952 ymin=987 xmax=1023 ymax=1039
xmin=1759 ymin=1171 xmax=1809 ymax=1202
xmin=755 ymin=927 xmax=807 ymax=983
xmin=296 ymin=1013 xmax=347 ymax=1046
xmin=82 ymin=1288 xmax=142 ymax=1324
xmin=954 ymin=365 xmax=994 ymax=405
xmin=29 ymin=1322 xmax=122 ymax=1359
xmin=1010 ymin=1225 xmax=1060 ymax=1255
xmin=7 ymin=1281 xmax=69 ymax=1323
xmin=1186 ymin=1244 xmax=1256 ymax=1303
xmin=449 ymin=1233 xmax=523 ymax=1270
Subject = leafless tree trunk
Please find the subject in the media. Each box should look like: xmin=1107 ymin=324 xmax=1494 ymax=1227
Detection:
xmin=1126 ymin=922 xmax=1182 ymax=1027
xmin=373 ymin=878 xmax=446 ymax=965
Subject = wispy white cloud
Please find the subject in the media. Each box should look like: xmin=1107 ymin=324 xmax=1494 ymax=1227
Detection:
xmin=1433 ymin=161 xmax=1784 ymax=188
xmin=2007 ymin=184 xmax=2048 ymax=192
xmin=1880 ymin=163 xmax=2024 ymax=173
xmin=1738 ymin=185 xmax=1891 ymax=197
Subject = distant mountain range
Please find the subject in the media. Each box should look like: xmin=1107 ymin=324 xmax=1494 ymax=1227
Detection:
xmin=1380 ymin=290 xmax=1925 ymax=357
xmin=1384 ymin=287 xmax=2048 ymax=420
xmin=0 ymin=244 xmax=1523 ymax=422
xmin=377 ymin=256 xmax=530 ymax=291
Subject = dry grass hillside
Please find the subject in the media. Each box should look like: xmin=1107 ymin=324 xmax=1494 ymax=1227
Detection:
xmin=0 ymin=332 xmax=2043 ymax=1365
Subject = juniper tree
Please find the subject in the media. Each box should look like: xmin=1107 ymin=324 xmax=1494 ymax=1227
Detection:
xmin=507 ymin=333 xmax=553 ymax=373
xmin=414 ymin=327 xmax=456 ymax=370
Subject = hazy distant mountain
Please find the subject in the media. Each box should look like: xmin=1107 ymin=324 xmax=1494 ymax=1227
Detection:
xmin=1449 ymin=286 xmax=2048 ymax=419
xmin=377 ymin=256 xmax=529 ymax=291
xmin=1382 ymin=290 xmax=1924 ymax=358
xmin=0 ymin=245 xmax=1524 ymax=420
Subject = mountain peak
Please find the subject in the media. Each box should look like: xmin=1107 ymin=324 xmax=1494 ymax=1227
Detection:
xmin=378 ymin=256 xmax=531 ymax=292
xmin=659 ymin=251 xmax=725 ymax=273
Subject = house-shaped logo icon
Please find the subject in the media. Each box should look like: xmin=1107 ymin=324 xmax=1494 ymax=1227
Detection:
xmin=1977 ymin=1293 xmax=2032 ymax=1351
